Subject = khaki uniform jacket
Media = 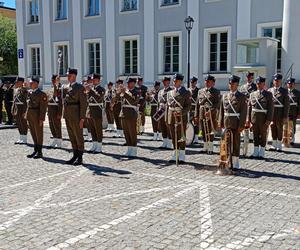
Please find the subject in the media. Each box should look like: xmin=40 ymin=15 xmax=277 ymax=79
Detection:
xmin=288 ymin=88 xmax=300 ymax=119
xmin=121 ymin=88 xmax=139 ymax=120
xmin=239 ymin=82 xmax=257 ymax=99
xmin=195 ymin=87 xmax=220 ymax=120
xmin=219 ymin=91 xmax=247 ymax=130
xmin=268 ymin=87 xmax=290 ymax=121
xmin=64 ymin=82 xmax=88 ymax=121
xmin=248 ymin=90 xmax=274 ymax=124
xmin=47 ymin=85 xmax=63 ymax=117
xmin=25 ymin=88 xmax=48 ymax=121
xmin=12 ymin=87 xmax=28 ymax=116
xmin=87 ymin=85 xmax=105 ymax=119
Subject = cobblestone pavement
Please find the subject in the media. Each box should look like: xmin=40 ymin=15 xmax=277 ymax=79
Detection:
xmin=0 ymin=119 xmax=300 ymax=250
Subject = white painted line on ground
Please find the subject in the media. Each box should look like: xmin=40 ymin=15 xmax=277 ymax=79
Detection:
xmin=0 ymin=169 xmax=86 ymax=231
xmin=0 ymin=170 xmax=76 ymax=190
xmin=47 ymin=184 xmax=200 ymax=249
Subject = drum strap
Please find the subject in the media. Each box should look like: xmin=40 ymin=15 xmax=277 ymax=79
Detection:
xmin=272 ymin=89 xmax=284 ymax=107
xmin=170 ymin=91 xmax=183 ymax=110
xmin=88 ymin=96 xmax=104 ymax=109
xmin=254 ymin=95 xmax=264 ymax=111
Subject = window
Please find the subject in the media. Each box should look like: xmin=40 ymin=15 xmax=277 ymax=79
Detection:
xmin=262 ymin=27 xmax=282 ymax=71
xmin=161 ymin=0 xmax=179 ymax=6
xmin=54 ymin=44 xmax=69 ymax=76
xmin=86 ymin=0 xmax=100 ymax=16
xmin=121 ymin=0 xmax=138 ymax=12
xmin=163 ymin=36 xmax=179 ymax=74
xmin=209 ymin=32 xmax=228 ymax=72
xmin=28 ymin=0 xmax=39 ymax=24
xmin=87 ymin=42 xmax=101 ymax=74
xmin=123 ymin=39 xmax=138 ymax=74
xmin=30 ymin=47 xmax=41 ymax=76
xmin=56 ymin=0 xmax=67 ymax=20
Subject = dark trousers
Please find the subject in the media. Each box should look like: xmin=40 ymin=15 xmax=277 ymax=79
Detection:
xmin=15 ymin=111 xmax=28 ymax=135
xmin=27 ymin=112 xmax=43 ymax=146
xmin=48 ymin=109 xmax=62 ymax=139
xmin=151 ymin=106 xmax=160 ymax=133
xmin=159 ymin=118 xmax=171 ymax=139
xmin=169 ymin=113 xmax=187 ymax=150
xmin=65 ymin=118 xmax=84 ymax=151
xmin=5 ymin=101 xmax=13 ymax=123
xmin=122 ymin=117 xmax=137 ymax=146
xmin=231 ymin=129 xmax=241 ymax=157
xmin=271 ymin=120 xmax=284 ymax=141
xmin=252 ymin=122 xmax=268 ymax=147
xmin=0 ymin=100 xmax=3 ymax=123
xmin=113 ymin=104 xmax=122 ymax=130
xmin=105 ymin=103 xmax=114 ymax=124
xmin=88 ymin=117 xmax=103 ymax=142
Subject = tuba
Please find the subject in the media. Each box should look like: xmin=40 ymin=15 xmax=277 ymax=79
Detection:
xmin=216 ymin=128 xmax=234 ymax=175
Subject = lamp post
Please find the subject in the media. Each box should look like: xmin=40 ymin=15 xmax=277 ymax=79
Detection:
xmin=184 ymin=16 xmax=194 ymax=89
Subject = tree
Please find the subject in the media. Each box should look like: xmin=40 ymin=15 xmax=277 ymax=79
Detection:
xmin=0 ymin=14 xmax=18 ymax=76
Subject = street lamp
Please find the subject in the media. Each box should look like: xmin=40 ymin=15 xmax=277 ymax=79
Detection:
xmin=184 ymin=16 xmax=194 ymax=88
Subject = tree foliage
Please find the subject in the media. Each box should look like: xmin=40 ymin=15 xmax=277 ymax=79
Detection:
xmin=0 ymin=14 xmax=18 ymax=75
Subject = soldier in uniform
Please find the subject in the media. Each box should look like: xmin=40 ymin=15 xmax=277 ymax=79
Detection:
xmin=119 ymin=78 xmax=139 ymax=157
xmin=83 ymin=75 xmax=93 ymax=141
xmin=189 ymin=77 xmax=200 ymax=144
xmin=64 ymin=68 xmax=88 ymax=165
xmin=112 ymin=80 xmax=124 ymax=138
xmin=146 ymin=81 xmax=161 ymax=141
xmin=105 ymin=82 xmax=115 ymax=132
xmin=247 ymin=76 xmax=274 ymax=159
xmin=86 ymin=73 xmax=105 ymax=153
xmin=286 ymin=78 xmax=300 ymax=145
xmin=48 ymin=75 xmax=63 ymax=148
xmin=167 ymin=74 xmax=191 ymax=163
xmin=195 ymin=75 xmax=220 ymax=154
xmin=3 ymin=81 xmax=14 ymax=125
xmin=25 ymin=77 xmax=48 ymax=159
xmin=268 ymin=73 xmax=290 ymax=151
xmin=12 ymin=77 xmax=28 ymax=144
xmin=218 ymin=75 xmax=247 ymax=170
xmin=158 ymin=77 xmax=173 ymax=149
xmin=136 ymin=77 xmax=148 ymax=134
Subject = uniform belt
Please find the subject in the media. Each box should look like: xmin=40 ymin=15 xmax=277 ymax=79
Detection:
xmin=48 ymin=103 xmax=58 ymax=106
xmin=123 ymin=104 xmax=138 ymax=111
xmin=252 ymin=108 xmax=267 ymax=113
xmin=224 ymin=113 xmax=240 ymax=117
xmin=169 ymin=107 xmax=182 ymax=111
xmin=150 ymin=104 xmax=158 ymax=106
xmin=191 ymin=103 xmax=196 ymax=106
xmin=274 ymin=104 xmax=284 ymax=108
xmin=290 ymin=103 xmax=297 ymax=106
xmin=15 ymin=102 xmax=24 ymax=105
xmin=89 ymin=103 xmax=103 ymax=107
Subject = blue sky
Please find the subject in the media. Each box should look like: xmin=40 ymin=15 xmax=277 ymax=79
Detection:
xmin=4 ymin=0 xmax=15 ymax=8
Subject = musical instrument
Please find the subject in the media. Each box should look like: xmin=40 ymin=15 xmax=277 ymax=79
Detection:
xmin=216 ymin=128 xmax=233 ymax=175
xmin=136 ymin=110 xmax=142 ymax=135
xmin=202 ymin=106 xmax=215 ymax=153
xmin=153 ymin=106 xmax=166 ymax=122
xmin=283 ymin=119 xmax=294 ymax=147
xmin=185 ymin=122 xmax=194 ymax=146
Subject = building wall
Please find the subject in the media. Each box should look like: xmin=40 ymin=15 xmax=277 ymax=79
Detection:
xmin=17 ymin=0 xmax=287 ymax=89
xmin=0 ymin=7 xmax=16 ymax=19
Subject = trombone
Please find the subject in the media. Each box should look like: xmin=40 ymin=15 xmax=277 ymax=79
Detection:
xmin=203 ymin=104 xmax=215 ymax=154
xmin=173 ymin=108 xmax=185 ymax=167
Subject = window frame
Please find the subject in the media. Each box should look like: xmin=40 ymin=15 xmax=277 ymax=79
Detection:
xmin=53 ymin=0 xmax=68 ymax=22
xmin=84 ymin=38 xmax=103 ymax=76
xmin=119 ymin=35 xmax=140 ymax=76
xmin=53 ymin=41 xmax=70 ymax=77
xmin=158 ymin=31 xmax=182 ymax=75
xmin=84 ymin=0 xmax=101 ymax=18
xmin=27 ymin=44 xmax=42 ymax=77
xmin=159 ymin=0 xmax=181 ymax=9
xmin=203 ymin=26 xmax=231 ymax=74
xmin=26 ymin=0 xmax=40 ymax=25
xmin=119 ymin=0 xmax=139 ymax=14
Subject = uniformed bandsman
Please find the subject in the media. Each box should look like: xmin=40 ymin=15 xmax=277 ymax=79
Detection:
xmin=189 ymin=77 xmax=200 ymax=144
xmin=218 ymin=75 xmax=247 ymax=170
xmin=136 ymin=77 xmax=148 ymax=134
xmin=111 ymin=80 xmax=124 ymax=138
xmin=64 ymin=68 xmax=88 ymax=165
xmin=167 ymin=74 xmax=192 ymax=163
xmin=120 ymin=78 xmax=139 ymax=157
xmin=158 ymin=77 xmax=173 ymax=149
xmin=48 ymin=75 xmax=63 ymax=148
xmin=12 ymin=77 xmax=28 ymax=144
xmin=105 ymin=82 xmax=115 ymax=132
xmin=25 ymin=77 xmax=48 ymax=159
xmin=268 ymin=73 xmax=290 ymax=151
xmin=286 ymin=78 xmax=300 ymax=145
xmin=247 ymin=76 xmax=274 ymax=159
xmin=146 ymin=81 xmax=161 ymax=141
xmin=195 ymin=75 xmax=220 ymax=154
xmin=86 ymin=73 xmax=105 ymax=153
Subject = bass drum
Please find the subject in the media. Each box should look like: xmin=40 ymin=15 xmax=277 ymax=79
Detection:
xmin=102 ymin=108 xmax=108 ymax=129
xmin=185 ymin=122 xmax=195 ymax=146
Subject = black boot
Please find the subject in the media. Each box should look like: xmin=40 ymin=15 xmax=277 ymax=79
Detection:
xmin=73 ymin=151 xmax=83 ymax=166
xmin=65 ymin=150 xmax=78 ymax=165
xmin=27 ymin=145 xmax=38 ymax=158
xmin=33 ymin=145 xmax=43 ymax=159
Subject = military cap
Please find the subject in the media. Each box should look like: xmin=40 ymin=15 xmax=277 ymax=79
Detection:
xmin=67 ymin=68 xmax=78 ymax=75
xmin=255 ymin=76 xmax=266 ymax=84
xmin=286 ymin=77 xmax=296 ymax=84
xmin=154 ymin=81 xmax=161 ymax=87
xmin=92 ymin=73 xmax=101 ymax=80
xmin=116 ymin=79 xmax=124 ymax=84
xmin=30 ymin=76 xmax=40 ymax=83
xmin=246 ymin=72 xmax=254 ymax=77
xmin=51 ymin=74 xmax=58 ymax=81
xmin=138 ymin=77 xmax=143 ymax=81
xmin=127 ymin=78 xmax=136 ymax=84
xmin=163 ymin=77 xmax=171 ymax=82
xmin=229 ymin=75 xmax=240 ymax=84
xmin=107 ymin=82 xmax=114 ymax=86
xmin=174 ymin=74 xmax=184 ymax=81
xmin=205 ymin=75 xmax=215 ymax=82
xmin=191 ymin=76 xmax=198 ymax=83
xmin=273 ymin=73 xmax=283 ymax=80
xmin=15 ymin=77 xmax=25 ymax=83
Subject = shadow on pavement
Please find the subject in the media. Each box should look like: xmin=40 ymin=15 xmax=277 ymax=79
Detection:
xmin=83 ymin=163 xmax=132 ymax=178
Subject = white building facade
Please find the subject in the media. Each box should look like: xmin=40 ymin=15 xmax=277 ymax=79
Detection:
xmin=16 ymin=0 xmax=299 ymax=89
